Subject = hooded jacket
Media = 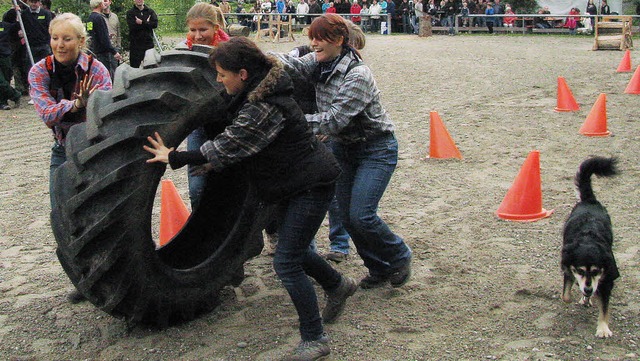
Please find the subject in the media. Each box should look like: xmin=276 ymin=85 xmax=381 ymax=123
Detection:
xmin=177 ymin=56 xmax=341 ymax=203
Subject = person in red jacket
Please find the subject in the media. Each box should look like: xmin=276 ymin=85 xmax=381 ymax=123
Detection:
xmin=351 ymin=0 xmax=362 ymax=24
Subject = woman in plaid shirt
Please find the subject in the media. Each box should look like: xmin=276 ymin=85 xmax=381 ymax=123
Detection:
xmin=145 ymin=37 xmax=358 ymax=361
xmin=276 ymin=13 xmax=413 ymax=290
xmin=28 ymin=13 xmax=112 ymax=208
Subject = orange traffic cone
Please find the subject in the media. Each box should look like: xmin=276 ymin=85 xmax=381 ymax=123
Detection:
xmin=158 ymin=179 xmax=190 ymax=248
xmin=496 ymin=150 xmax=554 ymax=222
xmin=616 ymin=49 xmax=632 ymax=73
xmin=624 ymin=65 xmax=640 ymax=94
xmin=579 ymin=93 xmax=610 ymax=137
xmin=428 ymin=111 xmax=462 ymax=159
xmin=554 ymin=76 xmax=580 ymax=112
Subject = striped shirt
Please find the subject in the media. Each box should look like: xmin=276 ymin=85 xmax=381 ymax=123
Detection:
xmin=275 ymin=51 xmax=394 ymax=144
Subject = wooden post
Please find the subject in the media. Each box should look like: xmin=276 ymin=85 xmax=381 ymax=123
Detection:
xmin=419 ymin=15 xmax=432 ymax=37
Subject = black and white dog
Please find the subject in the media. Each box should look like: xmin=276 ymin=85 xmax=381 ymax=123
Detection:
xmin=561 ymin=156 xmax=619 ymax=338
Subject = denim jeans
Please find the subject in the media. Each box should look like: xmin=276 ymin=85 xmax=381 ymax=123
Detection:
xmin=187 ymin=127 xmax=207 ymax=209
xmin=328 ymin=195 xmax=350 ymax=254
xmin=273 ymin=185 xmax=342 ymax=341
xmin=50 ymin=142 xmax=66 ymax=209
xmin=331 ymin=133 xmax=412 ymax=278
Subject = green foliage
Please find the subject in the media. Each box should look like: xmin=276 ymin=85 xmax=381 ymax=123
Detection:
xmin=508 ymin=0 xmax=538 ymax=14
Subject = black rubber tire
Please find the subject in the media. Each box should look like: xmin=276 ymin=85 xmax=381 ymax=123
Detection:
xmin=51 ymin=49 xmax=267 ymax=326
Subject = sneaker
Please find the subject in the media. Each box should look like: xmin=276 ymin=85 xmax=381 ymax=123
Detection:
xmin=283 ymin=335 xmax=330 ymax=361
xmin=389 ymin=256 xmax=412 ymax=288
xmin=359 ymin=274 xmax=389 ymax=289
xmin=66 ymin=289 xmax=87 ymax=304
xmin=0 ymin=104 xmax=10 ymax=111
xmin=324 ymin=251 xmax=348 ymax=263
xmin=322 ymin=276 xmax=357 ymax=323
xmin=28 ymin=99 xmax=34 ymax=105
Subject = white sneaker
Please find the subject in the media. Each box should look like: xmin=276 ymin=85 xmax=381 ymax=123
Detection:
xmin=28 ymin=99 xmax=34 ymax=105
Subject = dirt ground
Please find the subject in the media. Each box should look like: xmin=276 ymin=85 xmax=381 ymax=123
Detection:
xmin=1 ymin=34 xmax=639 ymax=361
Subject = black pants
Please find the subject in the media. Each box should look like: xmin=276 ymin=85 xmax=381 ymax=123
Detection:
xmin=487 ymin=21 xmax=494 ymax=33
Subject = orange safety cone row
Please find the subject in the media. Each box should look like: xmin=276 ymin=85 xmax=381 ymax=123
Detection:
xmin=624 ymin=65 xmax=640 ymax=94
xmin=158 ymin=179 xmax=190 ymax=248
xmin=428 ymin=111 xmax=462 ymax=159
xmin=616 ymin=49 xmax=632 ymax=73
xmin=579 ymin=93 xmax=610 ymax=137
xmin=496 ymin=150 xmax=554 ymax=222
xmin=554 ymin=76 xmax=580 ymax=112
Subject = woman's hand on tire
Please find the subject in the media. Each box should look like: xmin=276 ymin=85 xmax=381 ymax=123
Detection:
xmin=144 ymin=132 xmax=174 ymax=164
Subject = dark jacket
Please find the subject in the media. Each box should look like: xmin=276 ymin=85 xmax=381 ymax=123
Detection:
xmin=173 ymin=57 xmax=341 ymax=203
xmin=126 ymin=5 xmax=158 ymax=49
xmin=0 ymin=20 xmax=18 ymax=57
xmin=233 ymin=58 xmax=340 ymax=203
xmin=8 ymin=5 xmax=52 ymax=47
xmin=87 ymin=12 xmax=117 ymax=55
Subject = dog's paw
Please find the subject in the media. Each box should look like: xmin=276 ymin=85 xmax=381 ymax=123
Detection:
xmin=578 ymin=296 xmax=592 ymax=307
xmin=596 ymin=324 xmax=612 ymax=338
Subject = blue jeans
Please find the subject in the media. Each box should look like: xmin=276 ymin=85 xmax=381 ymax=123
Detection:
xmin=273 ymin=185 xmax=342 ymax=341
xmin=331 ymin=134 xmax=412 ymax=278
xmin=187 ymin=127 xmax=207 ymax=209
xmin=328 ymin=196 xmax=350 ymax=254
xmin=50 ymin=142 xmax=66 ymax=209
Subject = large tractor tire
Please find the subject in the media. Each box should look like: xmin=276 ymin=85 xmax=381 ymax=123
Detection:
xmin=51 ymin=48 xmax=267 ymax=326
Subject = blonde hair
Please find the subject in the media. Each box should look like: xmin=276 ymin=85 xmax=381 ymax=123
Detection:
xmin=345 ymin=19 xmax=365 ymax=50
xmin=89 ymin=0 xmax=102 ymax=9
xmin=49 ymin=13 xmax=88 ymax=51
xmin=186 ymin=3 xmax=227 ymax=30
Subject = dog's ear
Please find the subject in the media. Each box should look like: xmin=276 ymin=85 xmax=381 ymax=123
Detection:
xmin=604 ymin=250 xmax=620 ymax=280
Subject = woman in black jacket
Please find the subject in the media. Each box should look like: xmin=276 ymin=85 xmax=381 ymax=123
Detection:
xmin=144 ymin=37 xmax=357 ymax=361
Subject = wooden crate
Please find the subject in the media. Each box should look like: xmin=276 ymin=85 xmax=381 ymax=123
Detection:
xmin=593 ymin=16 xmax=633 ymax=50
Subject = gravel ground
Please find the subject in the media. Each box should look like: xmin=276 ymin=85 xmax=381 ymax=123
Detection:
xmin=1 ymin=33 xmax=639 ymax=360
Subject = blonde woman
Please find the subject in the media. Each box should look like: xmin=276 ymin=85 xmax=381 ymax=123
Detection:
xmin=183 ymin=2 xmax=229 ymax=49
xmin=29 ymin=13 xmax=112 ymax=208
xmin=182 ymin=2 xmax=230 ymax=209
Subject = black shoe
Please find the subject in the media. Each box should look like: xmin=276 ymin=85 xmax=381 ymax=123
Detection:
xmin=389 ymin=256 xmax=412 ymax=288
xmin=67 ymin=289 xmax=87 ymax=304
xmin=322 ymin=276 xmax=357 ymax=323
xmin=359 ymin=274 xmax=389 ymax=289
xmin=0 ymin=104 xmax=10 ymax=111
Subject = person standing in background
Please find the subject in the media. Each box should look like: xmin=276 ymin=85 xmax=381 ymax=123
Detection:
xmin=87 ymin=0 xmax=122 ymax=80
xmin=0 ymin=11 xmax=21 ymax=110
xmin=11 ymin=0 xmax=52 ymax=103
xmin=102 ymin=0 xmax=122 ymax=76
xmin=126 ymin=0 xmax=158 ymax=68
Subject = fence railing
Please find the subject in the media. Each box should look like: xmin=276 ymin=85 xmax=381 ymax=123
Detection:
xmin=156 ymin=12 xmax=640 ymax=36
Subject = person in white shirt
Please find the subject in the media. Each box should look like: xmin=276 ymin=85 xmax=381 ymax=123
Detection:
xmin=297 ymin=0 xmax=310 ymax=24
xmin=369 ymin=0 xmax=382 ymax=31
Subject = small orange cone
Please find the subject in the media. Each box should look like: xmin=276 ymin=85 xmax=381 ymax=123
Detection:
xmin=158 ymin=179 xmax=190 ymax=248
xmin=428 ymin=111 xmax=462 ymax=159
xmin=579 ymin=93 xmax=610 ymax=137
xmin=616 ymin=49 xmax=632 ymax=72
xmin=496 ymin=150 xmax=554 ymax=222
xmin=624 ymin=65 xmax=640 ymax=94
xmin=554 ymin=76 xmax=580 ymax=112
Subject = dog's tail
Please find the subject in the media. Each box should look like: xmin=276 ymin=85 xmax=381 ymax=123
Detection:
xmin=575 ymin=156 xmax=618 ymax=203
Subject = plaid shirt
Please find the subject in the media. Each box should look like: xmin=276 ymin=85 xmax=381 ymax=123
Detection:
xmin=201 ymin=102 xmax=285 ymax=172
xmin=29 ymin=53 xmax=112 ymax=144
xmin=276 ymin=51 xmax=394 ymax=143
